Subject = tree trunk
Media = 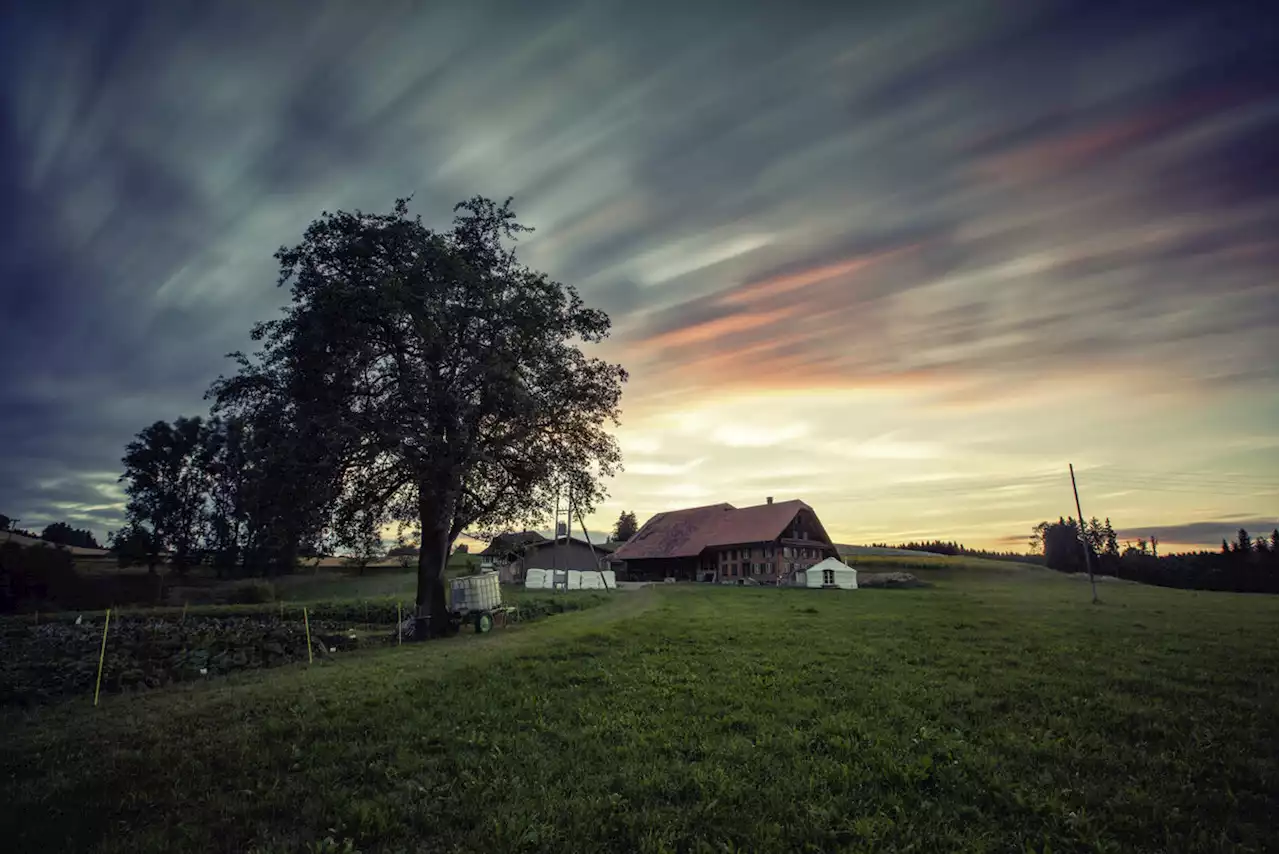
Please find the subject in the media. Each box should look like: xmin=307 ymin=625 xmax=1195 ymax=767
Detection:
xmin=414 ymin=488 xmax=454 ymax=639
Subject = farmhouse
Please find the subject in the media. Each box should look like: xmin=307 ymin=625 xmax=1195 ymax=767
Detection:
xmin=479 ymin=531 xmax=618 ymax=582
xmin=612 ymin=498 xmax=839 ymax=582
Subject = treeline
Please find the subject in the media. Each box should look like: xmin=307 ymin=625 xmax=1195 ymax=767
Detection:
xmin=39 ymin=522 xmax=101 ymax=550
xmin=1031 ymin=517 xmax=1279 ymax=593
xmin=0 ymin=515 xmax=101 ymax=550
xmin=110 ymin=413 xmax=356 ymax=578
xmin=869 ymin=540 xmax=1044 ymax=564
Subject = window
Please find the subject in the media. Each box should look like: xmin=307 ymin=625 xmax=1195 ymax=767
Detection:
xmin=731 ymin=563 xmax=739 ymax=576
xmin=823 ymin=568 xmax=835 ymax=585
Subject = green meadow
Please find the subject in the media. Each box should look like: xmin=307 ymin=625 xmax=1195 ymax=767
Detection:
xmin=1 ymin=564 xmax=1275 ymax=853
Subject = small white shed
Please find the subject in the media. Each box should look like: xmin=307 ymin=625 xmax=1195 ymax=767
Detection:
xmin=794 ymin=557 xmax=858 ymax=589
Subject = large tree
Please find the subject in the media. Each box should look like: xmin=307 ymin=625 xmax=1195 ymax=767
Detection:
xmin=210 ymin=197 xmax=626 ymax=635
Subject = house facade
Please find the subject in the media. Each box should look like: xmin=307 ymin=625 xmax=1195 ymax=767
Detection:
xmin=612 ymin=498 xmax=839 ymax=582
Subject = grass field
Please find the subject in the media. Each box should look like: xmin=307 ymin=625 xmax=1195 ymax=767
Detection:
xmin=1 ymin=565 xmax=1275 ymax=853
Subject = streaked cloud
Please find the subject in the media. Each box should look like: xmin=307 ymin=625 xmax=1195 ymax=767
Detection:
xmin=0 ymin=0 xmax=1273 ymax=551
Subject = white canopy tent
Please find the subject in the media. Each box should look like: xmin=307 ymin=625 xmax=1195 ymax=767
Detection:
xmin=793 ymin=557 xmax=858 ymax=589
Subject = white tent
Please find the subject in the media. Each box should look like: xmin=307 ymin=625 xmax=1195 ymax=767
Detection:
xmin=794 ymin=557 xmax=858 ymax=589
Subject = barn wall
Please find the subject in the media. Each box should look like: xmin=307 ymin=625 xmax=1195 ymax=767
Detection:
xmin=524 ymin=541 xmax=604 ymax=572
xmin=619 ymin=556 xmax=700 ymax=581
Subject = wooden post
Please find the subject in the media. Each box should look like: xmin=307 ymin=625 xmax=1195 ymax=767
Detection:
xmin=397 ymin=602 xmax=403 ymax=646
xmin=94 ymin=609 xmax=111 ymax=706
xmin=303 ymin=606 xmax=313 ymax=664
xmin=1069 ymin=464 xmax=1098 ymax=604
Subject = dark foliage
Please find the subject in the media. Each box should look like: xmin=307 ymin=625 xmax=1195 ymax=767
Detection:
xmin=611 ymin=510 xmax=638 ymax=543
xmin=0 ymin=542 xmax=166 ymax=613
xmin=1030 ymin=519 xmax=1278 ymax=593
xmin=39 ymin=522 xmax=100 ymax=549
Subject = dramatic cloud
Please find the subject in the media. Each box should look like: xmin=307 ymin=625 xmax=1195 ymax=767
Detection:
xmin=1114 ymin=519 xmax=1279 ymax=549
xmin=0 ymin=0 xmax=1274 ymax=549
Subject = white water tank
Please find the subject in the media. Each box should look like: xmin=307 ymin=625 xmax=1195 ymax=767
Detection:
xmin=450 ymin=571 xmax=502 ymax=613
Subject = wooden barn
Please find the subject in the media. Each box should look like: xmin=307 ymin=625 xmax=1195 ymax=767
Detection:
xmin=479 ymin=531 xmax=618 ymax=582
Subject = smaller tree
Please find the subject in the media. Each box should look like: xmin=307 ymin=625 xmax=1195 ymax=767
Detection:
xmin=1102 ymin=518 xmax=1119 ymax=557
xmin=0 ymin=513 xmax=10 ymax=532
xmin=110 ymin=525 xmax=162 ymax=574
xmin=119 ymin=417 xmax=210 ymax=575
xmin=1235 ymin=528 xmax=1252 ymax=554
xmin=611 ymin=510 xmax=638 ymax=543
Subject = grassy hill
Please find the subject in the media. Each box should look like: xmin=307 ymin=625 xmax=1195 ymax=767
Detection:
xmin=1 ymin=570 xmax=1274 ymax=852
xmin=835 ymin=543 xmax=950 ymax=559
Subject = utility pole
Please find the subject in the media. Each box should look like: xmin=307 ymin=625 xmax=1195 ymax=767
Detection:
xmin=571 ymin=494 xmax=613 ymax=592
xmin=1069 ymin=464 xmax=1098 ymax=604
xmin=551 ymin=488 xmax=560 ymax=571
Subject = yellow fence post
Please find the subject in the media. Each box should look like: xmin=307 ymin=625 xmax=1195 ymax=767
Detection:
xmin=94 ymin=608 xmax=111 ymax=707
xmin=303 ymin=606 xmax=313 ymax=665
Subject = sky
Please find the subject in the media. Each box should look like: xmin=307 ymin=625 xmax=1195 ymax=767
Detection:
xmin=0 ymin=0 xmax=1275 ymax=553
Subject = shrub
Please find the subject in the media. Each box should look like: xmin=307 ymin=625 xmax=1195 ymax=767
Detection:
xmin=225 ymin=580 xmax=276 ymax=604
xmin=1 ymin=542 xmax=77 ymax=612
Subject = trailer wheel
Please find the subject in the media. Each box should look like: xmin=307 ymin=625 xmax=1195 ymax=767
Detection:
xmin=475 ymin=612 xmax=493 ymax=634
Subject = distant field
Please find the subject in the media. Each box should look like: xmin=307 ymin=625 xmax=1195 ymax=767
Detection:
xmin=836 ymin=543 xmax=950 ymax=559
xmin=1 ymin=568 xmax=1274 ymax=852
xmin=846 ymin=553 xmax=1044 ymax=574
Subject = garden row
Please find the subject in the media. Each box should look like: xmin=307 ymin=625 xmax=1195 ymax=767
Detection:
xmin=0 ymin=591 xmax=608 ymax=707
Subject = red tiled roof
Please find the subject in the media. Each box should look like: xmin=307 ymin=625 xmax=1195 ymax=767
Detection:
xmin=704 ymin=500 xmax=810 ymax=548
xmin=612 ymin=499 xmax=814 ymax=561
xmin=611 ymin=503 xmax=735 ymax=560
